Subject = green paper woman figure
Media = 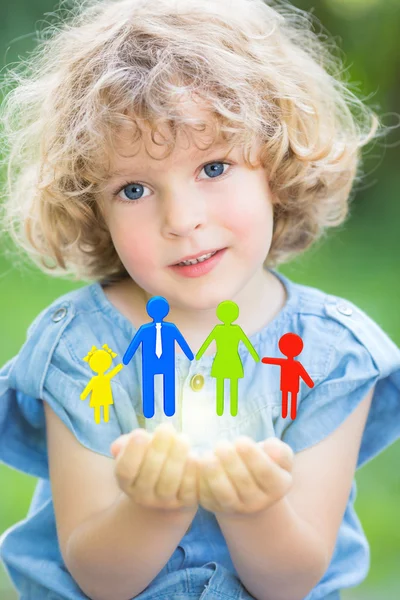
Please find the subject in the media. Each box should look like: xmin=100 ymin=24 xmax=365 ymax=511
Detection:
xmin=195 ymin=301 xmax=260 ymax=416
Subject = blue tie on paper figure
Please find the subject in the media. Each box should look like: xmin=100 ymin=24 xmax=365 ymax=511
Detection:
xmin=123 ymin=296 xmax=194 ymax=418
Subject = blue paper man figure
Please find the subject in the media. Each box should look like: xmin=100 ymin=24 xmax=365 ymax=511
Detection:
xmin=123 ymin=296 xmax=194 ymax=418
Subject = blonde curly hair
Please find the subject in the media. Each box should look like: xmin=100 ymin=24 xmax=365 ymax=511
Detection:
xmin=0 ymin=0 xmax=382 ymax=282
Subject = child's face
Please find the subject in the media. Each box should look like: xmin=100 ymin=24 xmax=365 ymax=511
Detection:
xmin=101 ymin=108 xmax=275 ymax=311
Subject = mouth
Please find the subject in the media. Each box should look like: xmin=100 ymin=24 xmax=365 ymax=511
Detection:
xmin=169 ymin=248 xmax=227 ymax=278
xmin=172 ymin=248 xmax=223 ymax=267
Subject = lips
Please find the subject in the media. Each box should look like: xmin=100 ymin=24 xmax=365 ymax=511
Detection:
xmin=172 ymin=248 xmax=223 ymax=266
xmin=169 ymin=247 xmax=227 ymax=278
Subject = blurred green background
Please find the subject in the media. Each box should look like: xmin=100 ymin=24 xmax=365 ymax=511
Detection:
xmin=0 ymin=0 xmax=399 ymax=598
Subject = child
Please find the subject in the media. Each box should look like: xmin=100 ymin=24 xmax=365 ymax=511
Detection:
xmin=0 ymin=0 xmax=399 ymax=599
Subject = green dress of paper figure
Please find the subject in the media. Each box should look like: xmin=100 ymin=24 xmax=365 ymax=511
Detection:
xmin=195 ymin=301 xmax=260 ymax=417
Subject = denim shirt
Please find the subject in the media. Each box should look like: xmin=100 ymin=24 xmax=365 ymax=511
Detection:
xmin=1 ymin=269 xmax=399 ymax=600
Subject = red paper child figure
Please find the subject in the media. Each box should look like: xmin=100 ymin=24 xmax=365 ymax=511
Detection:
xmin=261 ymin=333 xmax=314 ymax=420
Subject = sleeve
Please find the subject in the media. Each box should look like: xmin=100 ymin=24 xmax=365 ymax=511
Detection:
xmin=0 ymin=356 xmax=48 ymax=477
xmin=280 ymin=297 xmax=400 ymax=469
xmin=0 ymin=299 xmax=140 ymax=479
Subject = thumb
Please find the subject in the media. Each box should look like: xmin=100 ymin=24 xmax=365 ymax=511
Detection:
xmin=261 ymin=438 xmax=294 ymax=472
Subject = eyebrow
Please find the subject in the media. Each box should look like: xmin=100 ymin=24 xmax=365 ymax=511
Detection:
xmin=109 ymin=142 xmax=235 ymax=180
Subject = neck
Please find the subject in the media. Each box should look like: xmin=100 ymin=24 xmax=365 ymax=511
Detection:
xmin=102 ymin=269 xmax=286 ymax=356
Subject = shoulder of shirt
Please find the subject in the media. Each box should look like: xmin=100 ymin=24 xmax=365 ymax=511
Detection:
xmin=26 ymin=283 xmax=102 ymax=338
xmin=285 ymin=276 xmax=400 ymax=377
xmin=6 ymin=284 xmax=118 ymax=398
xmin=24 ymin=282 xmax=124 ymax=361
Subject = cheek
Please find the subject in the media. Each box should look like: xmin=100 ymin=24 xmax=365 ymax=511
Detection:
xmin=223 ymin=193 xmax=274 ymax=249
xmin=108 ymin=214 xmax=155 ymax=274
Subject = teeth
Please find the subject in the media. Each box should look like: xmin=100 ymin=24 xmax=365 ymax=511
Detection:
xmin=178 ymin=250 xmax=217 ymax=266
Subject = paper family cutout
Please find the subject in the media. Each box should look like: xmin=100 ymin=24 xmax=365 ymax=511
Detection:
xmin=80 ymin=344 xmax=124 ymax=424
xmin=195 ymin=300 xmax=259 ymax=417
xmin=81 ymin=297 xmax=314 ymax=423
xmin=261 ymin=333 xmax=314 ymax=420
xmin=123 ymin=296 xmax=194 ymax=418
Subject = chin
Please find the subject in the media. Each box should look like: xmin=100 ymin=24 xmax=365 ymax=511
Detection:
xmin=175 ymin=286 xmax=236 ymax=312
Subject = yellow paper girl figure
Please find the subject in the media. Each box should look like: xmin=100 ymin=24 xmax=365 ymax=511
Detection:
xmin=80 ymin=344 xmax=124 ymax=424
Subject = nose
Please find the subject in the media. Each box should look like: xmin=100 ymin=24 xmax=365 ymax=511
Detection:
xmin=161 ymin=189 xmax=207 ymax=238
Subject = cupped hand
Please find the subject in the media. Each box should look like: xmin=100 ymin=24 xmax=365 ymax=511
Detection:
xmin=110 ymin=423 xmax=198 ymax=512
xmin=198 ymin=436 xmax=294 ymax=516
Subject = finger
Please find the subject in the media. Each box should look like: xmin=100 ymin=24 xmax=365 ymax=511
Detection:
xmin=177 ymin=452 xmax=199 ymax=507
xmin=134 ymin=423 xmax=176 ymax=493
xmin=155 ymin=432 xmax=191 ymax=500
xmin=111 ymin=428 xmax=148 ymax=457
xmin=214 ymin=441 xmax=261 ymax=504
xmin=199 ymin=466 xmax=221 ymax=512
xmin=261 ymin=438 xmax=295 ymax=472
xmin=235 ymin=436 xmax=291 ymax=496
xmin=114 ymin=429 xmax=152 ymax=486
xmin=201 ymin=453 xmax=240 ymax=511
xmin=110 ymin=434 xmax=130 ymax=457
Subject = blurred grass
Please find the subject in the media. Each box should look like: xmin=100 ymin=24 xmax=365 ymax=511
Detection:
xmin=0 ymin=258 xmax=83 ymax=598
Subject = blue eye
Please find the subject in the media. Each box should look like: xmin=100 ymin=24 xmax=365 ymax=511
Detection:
xmin=118 ymin=183 xmax=148 ymax=202
xmin=202 ymin=162 xmax=226 ymax=178
xmin=113 ymin=161 xmax=231 ymax=203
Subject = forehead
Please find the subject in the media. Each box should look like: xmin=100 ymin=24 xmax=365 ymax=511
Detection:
xmin=103 ymin=96 xmax=263 ymax=182
xmin=114 ymin=126 xmax=229 ymax=163
xmin=109 ymin=123 xmax=227 ymax=172
xmin=105 ymin=97 xmax=257 ymax=176
xmin=106 ymin=127 xmax=262 ymax=182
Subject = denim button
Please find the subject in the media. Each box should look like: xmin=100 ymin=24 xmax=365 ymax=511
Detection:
xmin=190 ymin=374 xmax=204 ymax=391
xmin=51 ymin=307 xmax=67 ymax=322
xmin=337 ymin=303 xmax=353 ymax=316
